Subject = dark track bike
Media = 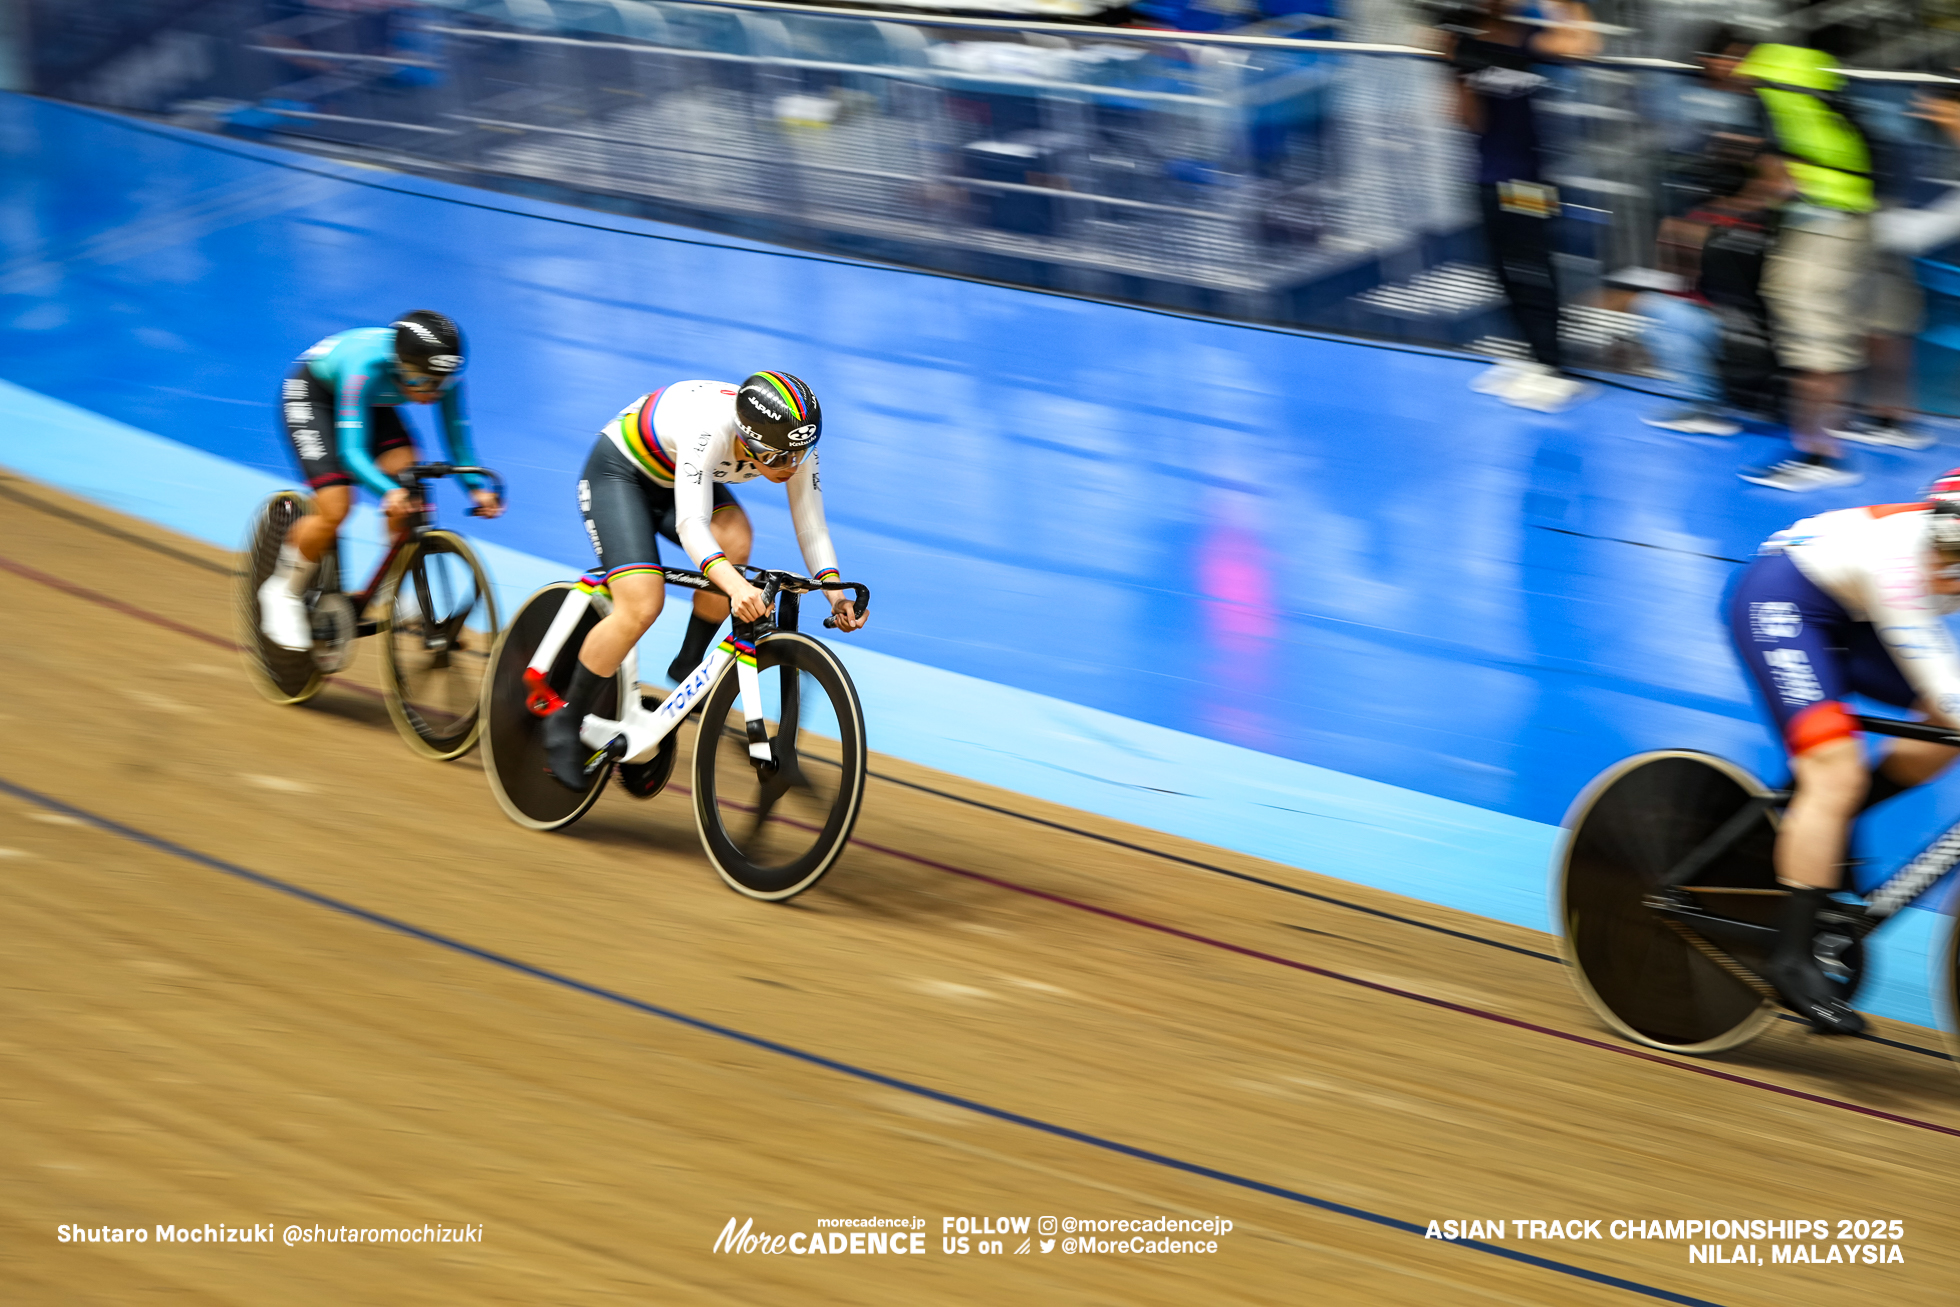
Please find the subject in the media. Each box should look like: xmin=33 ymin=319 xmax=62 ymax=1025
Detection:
xmin=237 ymin=463 xmax=504 ymax=760
xmin=1558 ymin=715 xmax=1960 ymax=1063
xmin=482 ymin=563 xmax=870 ymax=901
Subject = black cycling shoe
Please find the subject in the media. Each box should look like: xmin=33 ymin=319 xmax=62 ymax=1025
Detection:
xmin=1768 ymin=887 xmax=1867 ymax=1036
xmin=1767 ymin=957 xmax=1867 ymax=1035
xmin=542 ymin=702 xmax=603 ymax=792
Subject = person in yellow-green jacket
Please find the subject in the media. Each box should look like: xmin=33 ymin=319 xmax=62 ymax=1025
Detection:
xmin=1735 ymin=34 xmax=1923 ymax=492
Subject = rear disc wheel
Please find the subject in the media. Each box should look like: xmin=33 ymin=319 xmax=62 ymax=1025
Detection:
xmin=482 ymin=582 xmax=625 ymax=831
xmin=1557 ymin=750 xmax=1780 ymax=1054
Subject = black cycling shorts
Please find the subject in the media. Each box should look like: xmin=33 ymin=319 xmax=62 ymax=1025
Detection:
xmin=280 ymin=362 xmax=414 ymax=491
xmin=578 ymin=436 xmax=736 ymax=581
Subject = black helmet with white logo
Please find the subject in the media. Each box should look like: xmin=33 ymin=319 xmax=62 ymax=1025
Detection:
xmin=735 ymin=371 xmax=821 ymax=465
xmin=392 ymin=310 xmax=465 ymax=386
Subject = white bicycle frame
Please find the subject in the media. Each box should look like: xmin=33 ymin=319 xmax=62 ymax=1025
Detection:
xmin=526 ymin=585 xmax=775 ymax=767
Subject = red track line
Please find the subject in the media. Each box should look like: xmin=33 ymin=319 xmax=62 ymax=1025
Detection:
xmin=843 ymin=833 xmax=1960 ymax=1140
xmin=1 ymin=552 xmax=234 ymax=651
xmin=0 ymin=549 xmax=386 ymax=701
xmin=10 ymin=546 xmax=1960 ymax=1138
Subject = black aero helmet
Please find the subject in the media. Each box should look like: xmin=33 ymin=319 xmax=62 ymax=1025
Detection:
xmin=735 ymin=371 xmax=821 ymax=461
xmin=392 ymin=310 xmax=465 ymax=381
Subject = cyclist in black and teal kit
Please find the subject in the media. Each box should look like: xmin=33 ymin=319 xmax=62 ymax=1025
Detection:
xmin=259 ymin=311 xmax=502 ymax=649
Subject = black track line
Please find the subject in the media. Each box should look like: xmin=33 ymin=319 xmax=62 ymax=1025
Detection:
xmin=0 ymin=771 xmax=1738 ymax=1307
xmin=0 ymin=475 xmax=233 ymax=575
xmin=5 ymin=528 xmax=1948 ymax=1066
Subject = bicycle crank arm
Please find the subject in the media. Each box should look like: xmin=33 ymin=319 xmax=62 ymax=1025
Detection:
xmin=1645 ymin=892 xmax=1784 ymax=1002
xmin=1646 ymin=892 xmax=1779 ymax=954
xmin=582 ymin=733 xmax=628 ymax=779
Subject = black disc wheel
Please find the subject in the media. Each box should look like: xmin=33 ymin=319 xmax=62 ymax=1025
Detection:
xmin=1557 ymin=750 xmax=1780 ymax=1054
xmin=691 ymin=631 xmax=866 ymax=901
xmin=236 ymin=491 xmax=327 ymax=706
xmin=378 ymin=530 xmax=498 ymax=760
xmin=482 ymin=582 xmax=626 ymax=831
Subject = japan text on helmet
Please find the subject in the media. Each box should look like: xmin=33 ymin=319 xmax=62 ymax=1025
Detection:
xmin=392 ymin=310 xmax=465 ymax=384
xmin=734 ymin=371 xmax=821 ymax=464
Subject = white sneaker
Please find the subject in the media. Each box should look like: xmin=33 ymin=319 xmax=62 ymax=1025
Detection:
xmin=1505 ymin=370 xmax=1596 ymax=414
xmin=1739 ymin=458 xmax=1864 ymax=492
xmin=1470 ymin=359 xmax=1534 ymax=396
xmin=1642 ymin=404 xmax=1742 ymax=436
xmin=258 ymin=576 xmax=313 ymax=651
xmin=1827 ymin=415 xmax=1935 ymax=450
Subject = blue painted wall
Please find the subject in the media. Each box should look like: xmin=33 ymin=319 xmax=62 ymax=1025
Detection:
xmin=7 ymin=92 xmax=1960 ymax=858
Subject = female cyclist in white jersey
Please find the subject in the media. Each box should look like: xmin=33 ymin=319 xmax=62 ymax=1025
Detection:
xmin=1727 ymin=494 xmax=1960 ymax=1031
xmin=542 ymin=370 xmax=863 ymax=789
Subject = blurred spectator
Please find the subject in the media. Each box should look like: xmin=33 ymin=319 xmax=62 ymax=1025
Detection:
xmin=1819 ymin=86 xmax=1960 ymax=450
xmin=1655 ymin=24 xmax=1764 ymax=218
xmin=1442 ymin=0 xmax=1601 ymax=413
xmin=1735 ymin=36 xmax=1886 ymax=491
xmin=1894 ymin=89 xmax=1960 ymax=250
xmin=1619 ymin=144 xmax=1781 ymax=436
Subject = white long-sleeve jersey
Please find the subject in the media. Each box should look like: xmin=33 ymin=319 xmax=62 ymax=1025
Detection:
xmin=601 ymin=379 xmax=841 ymax=582
xmin=1766 ymin=503 xmax=1960 ymax=721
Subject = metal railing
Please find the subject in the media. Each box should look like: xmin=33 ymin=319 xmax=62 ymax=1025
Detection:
xmin=25 ymin=0 xmax=1960 ymax=359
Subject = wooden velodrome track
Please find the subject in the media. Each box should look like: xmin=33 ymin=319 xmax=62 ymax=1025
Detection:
xmin=1 ymin=470 xmax=1956 ymax=1306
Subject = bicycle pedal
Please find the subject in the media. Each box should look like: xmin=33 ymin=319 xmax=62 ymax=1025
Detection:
xmin=309 ymin=593 xmax=357 ymax=672
xmin=523 ymin=667 xmax=567 ymax=718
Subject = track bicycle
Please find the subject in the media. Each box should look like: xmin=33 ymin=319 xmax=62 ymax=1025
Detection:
xmin=236 ymin=463 xmax=505 ymax=760
xmin=481 ymin=563 xmax=871 ymax=901
xmin=1557 ymin=715 xmax=1960 ymax=1065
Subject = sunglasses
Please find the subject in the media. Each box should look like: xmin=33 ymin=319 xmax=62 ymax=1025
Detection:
xmin=738 ymin=432 xmax=810 ymax=468
xmin=398 ymin=367 xmax=458 ymax=393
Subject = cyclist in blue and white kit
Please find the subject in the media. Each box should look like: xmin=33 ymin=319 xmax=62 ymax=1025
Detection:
xmin=541 ymin=370 xmax=863 ymax=789
xmin=1728 ymin=494 xmax=1960 ymax=1032
xmin=258 ymin=311 xmax=501 ymax=649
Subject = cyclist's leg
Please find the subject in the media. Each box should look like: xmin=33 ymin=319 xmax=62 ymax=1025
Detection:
xmin=579 ymin=570 xmax=665 ymax=678
xmin=1874 ymin=722 xmax=1960 ymax=790
xmin=278 ymin=403 xmax=414 ymax=582
xmin=541 ymin=440 xmax=667 ymax=787
xmin=1728 ymin=552 xmax=1866 ymax=881
xmin=1842 ymin=626 xmax=1960 ymax=794
xmin=1727 ymin=551 xmax=1868 ymax=1032
xmin=666 ymin=488 xmax=746 ymax=682
xmin=263 ymin=367 xmax=348 ymax=648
